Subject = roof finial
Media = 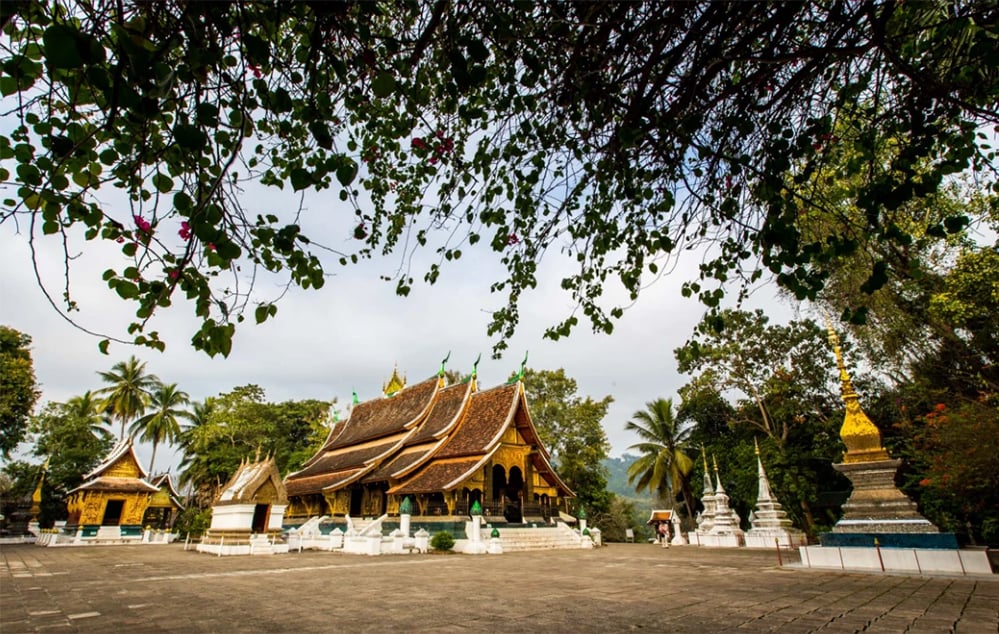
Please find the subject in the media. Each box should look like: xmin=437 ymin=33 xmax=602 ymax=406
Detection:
xmin=383 ymin=363 xmax=406 ymax=396
xmin=352 ymin=388 xmax=360 ymax=405
xmin=438 ymin=351 xmax=451 ymax=377
xmin=508 ymin=351 xmax=529 ymax=384
xmin=754 ymin=436 xmax=761 ymax=456
xmin=470 ymin=353 xmax=482 ymax=391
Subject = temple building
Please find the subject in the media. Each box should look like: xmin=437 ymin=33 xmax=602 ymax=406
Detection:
xmin=284 ymin=360 xmax=574 ymax=528
xmin=65 ymin=438 xmax=158 ymax=540
xmin=143 ymin=474 xmax=185 ymax=530
xmin=197 ymin=454 xmax=290 ymax=556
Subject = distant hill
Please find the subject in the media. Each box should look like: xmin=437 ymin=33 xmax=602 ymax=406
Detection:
xmin=604 ymin=454 xmax=651 ymax=503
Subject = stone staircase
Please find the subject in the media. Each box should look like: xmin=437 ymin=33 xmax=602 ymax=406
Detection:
xmin=491 ymin=524 xmax=584 ymax=552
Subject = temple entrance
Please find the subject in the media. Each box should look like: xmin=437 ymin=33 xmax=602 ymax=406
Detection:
xmin=251 ymin=504 xmax=269 ymax=533
xmin=142 ymin=507 xmax=172 ymax=530
xmin=504 ymin=467 xmax=524 ymax=523
xmin=426 ymin=492 xmax=447 ymax=516
xmin=491 ymin=465 xmax=506 ymax=500
xmin=349 ymin=488 xmax=363 ymax=516
xmin=101 ymin=499 xmax=124 ymax=526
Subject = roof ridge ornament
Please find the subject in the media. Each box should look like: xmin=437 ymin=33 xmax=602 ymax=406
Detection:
xmin=507 ymin=351 xmax=528 ymax=384
xmin=438 ymin=351 xmax=451 ymax=380
xmin=383 ymin=363 xmax=406 ymax=396
xmin=824 ymin=319 xmax=891 ymax=464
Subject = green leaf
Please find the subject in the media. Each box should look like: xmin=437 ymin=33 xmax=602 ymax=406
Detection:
xmin=173 ymin=124 xmax=207 ymax=151
xmin=371 ymin=71 xmax=395 ymax=98
xmin=42 ymin=25 xmax=84 ymax=69
xmin=98 ymin=339 xmax=110 ymax=355
xmin=152 ymin=172 xmax=172 ymax=193
xmin=335 ymin=159 xmax=357 ymax=187
xmin=115 ymin=281 xmax=139 ymax=299
xmin=290 ymin=167 xmax=312 ymax=191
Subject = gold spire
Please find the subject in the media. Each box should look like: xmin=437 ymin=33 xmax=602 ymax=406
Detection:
xmin=29 ymin=457 xmax=49 ymax=522
xmin=826 ymin=323 xmax=890 ymax=463
xmin=754 ymin=436 xmax=760 ymax=456
xmin=383 ymin=363 xmax=406 ymax=396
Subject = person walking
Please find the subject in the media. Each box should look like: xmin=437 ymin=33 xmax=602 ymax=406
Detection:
xmin=658 ymin=522 xmax=669 ymax=549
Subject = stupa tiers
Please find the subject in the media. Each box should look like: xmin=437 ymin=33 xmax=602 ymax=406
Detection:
xmin=65 ymin=438 xmax=158 ymax=540
xmin=824 ymin=327 xmax=939 ymax=541
xmin=284 ymin=357 xmax=573 ymax=527
xmin=197 ymin=453 xmax=290 ymax=556
xmin=690 ymin=454 xmax=744 ymax=547
xmin=745 ymin=440 xmax=807 ymax=548
xmin=796 ymin=328 xmax=993 ymax=574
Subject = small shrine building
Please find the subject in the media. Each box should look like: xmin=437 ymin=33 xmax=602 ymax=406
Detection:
xmin=65 ymin=438 xmax=158 ymax=538
xmin=197 ymin=455 xmax=289 ymax=555
xmin=143 ymin=474 xmax=185 ymax=530
xmin=284 ymin=362 xmax=573 ymax=526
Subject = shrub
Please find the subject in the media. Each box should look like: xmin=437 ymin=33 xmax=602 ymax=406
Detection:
xmin=174 ymin=507 xmax=212 ymax=537
xmin=430 ymin=530 xmax=455 ymax=552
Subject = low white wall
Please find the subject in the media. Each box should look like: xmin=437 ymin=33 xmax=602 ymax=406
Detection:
xmin=208 ymin=505 xmax=255 ymax=530
xmin=799 ymin=546 xmax=993 ymax=576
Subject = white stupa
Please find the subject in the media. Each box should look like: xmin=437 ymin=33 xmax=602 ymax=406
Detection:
xmin=692 ymin=454 xmax=744 ymax=547
xmin=745 ymin=439 xmax=807 ymax=548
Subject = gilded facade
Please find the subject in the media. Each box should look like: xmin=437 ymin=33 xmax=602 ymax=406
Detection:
xmin=66 ymin=439 xmax=158 ymax=527
xmin=285 ymin=366 xmax=573 ymax=524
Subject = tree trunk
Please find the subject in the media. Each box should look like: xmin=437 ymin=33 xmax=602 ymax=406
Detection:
xmin=148 ymin=442 xmax=158 ymax=478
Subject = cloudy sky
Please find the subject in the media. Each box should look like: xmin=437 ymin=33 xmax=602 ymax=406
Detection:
xmin=0 ymin=157 xmax=796 ymax=473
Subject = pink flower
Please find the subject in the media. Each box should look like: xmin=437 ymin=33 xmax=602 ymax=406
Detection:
xmin=411 ymin=137 xmax=428 ymax=150
xmin=116 ymin=236 xmax=125 ymax=244
xmin=207 ymin=243 xmax=216 ymax=252
xmin=133 ymin=215 xmax=152 ymax=233
xmin=178 ymin=221 xmax=192 ymax=241
xmin=169 ymin=269 xmax=180 ymax=280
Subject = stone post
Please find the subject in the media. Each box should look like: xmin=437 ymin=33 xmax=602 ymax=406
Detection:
xmin=487 ymin=526 xmax=503 ymax=554
xmin=466 ymin=500 xmax=487 ymax=554
xmin=399 ymin=496 xmax=413 ymax=538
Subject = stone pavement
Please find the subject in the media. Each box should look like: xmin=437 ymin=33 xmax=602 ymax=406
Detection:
xmin=1 ymin=543 xmax=996 ymax=633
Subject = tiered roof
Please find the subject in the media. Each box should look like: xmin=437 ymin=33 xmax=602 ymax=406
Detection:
xmin=217 ymin=456 xmax=287 ymax=505
xmin=285 ymin=366 xmax=572 ymax=499
xmin=148 ymin=473 xmax=186 ymax=510
xmin=68 ymin=438 xmax=159 ymax=494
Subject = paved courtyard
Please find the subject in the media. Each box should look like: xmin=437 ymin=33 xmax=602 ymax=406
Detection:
xmin=1 ymin=543 xmax=996 ymax=633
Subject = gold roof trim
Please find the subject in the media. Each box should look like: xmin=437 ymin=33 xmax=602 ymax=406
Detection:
xmin=383 ymin=363 xmax=406 ymax=396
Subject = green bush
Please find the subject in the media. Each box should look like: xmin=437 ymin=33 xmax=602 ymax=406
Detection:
xmin=174 ymin=507 xmax=212 ymax=537
xmin=430 ymin=530 xmax=455 ymax=552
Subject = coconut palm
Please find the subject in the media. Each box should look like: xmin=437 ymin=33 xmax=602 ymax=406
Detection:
xmin=626 ymin=398 xmax=696 ymax=518
xmin=97 ymin=356 xmax=159 ymax=439
xmin=65 ymin=391 xmax=114 ymax=441
xmin=129 ymin=383 xmax=190 ymax=476
xmin=177 ymin=399 xmax=221 ymax=507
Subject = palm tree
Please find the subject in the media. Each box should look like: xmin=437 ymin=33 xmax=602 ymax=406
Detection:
xmin=97 ymin=356 xmax=159 ymax=439
xmin=129 ymin=383 xmax=190 ymax=476
xmin=65 ymin=391 xmax=115 ymax=441
xmin=626 ymin=398 xmax=696 ymax=518
xmin=178 ymin=399 xmax=220 ymax=507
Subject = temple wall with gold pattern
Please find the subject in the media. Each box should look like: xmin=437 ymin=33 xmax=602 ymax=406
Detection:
xmin=66 ymin=490 xmax=152 ymax=526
